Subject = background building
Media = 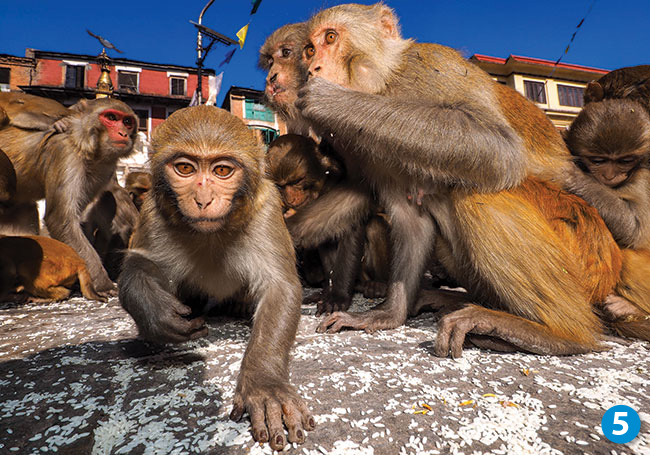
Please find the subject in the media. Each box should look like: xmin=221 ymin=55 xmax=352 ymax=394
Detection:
xmin=0 ymin=49 xmax=218 ymax=181
xmin=470 ymin=54 xmax=608 ymax=129
xmin=221 ymin=86 xmax=287 ymax=146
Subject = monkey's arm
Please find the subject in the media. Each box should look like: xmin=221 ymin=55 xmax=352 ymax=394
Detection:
xmin=230 ymin=255 xmax=314 ymax=450
xmin=296 ymin=78 xmax=526 ymax=192
xmin=118 ymin=251 xmax=207 ymax=342
xmin=565 ymin=169 xmax=643 ymax=248
xmin=285 ymin=182 xmax=372 ymax=248
xmin=44 ymin=177 xmax=116 ymax=294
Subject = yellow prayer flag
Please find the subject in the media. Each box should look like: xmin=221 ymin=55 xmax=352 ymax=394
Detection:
xmin=236 ymin=24 xmax=249 ymax=49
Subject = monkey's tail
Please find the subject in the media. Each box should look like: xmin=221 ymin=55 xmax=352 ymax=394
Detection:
xmin=78 ymin=266 xmax=106 ymax=302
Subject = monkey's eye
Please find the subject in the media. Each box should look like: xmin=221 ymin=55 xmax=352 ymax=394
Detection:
xmin=587 ymin=157 xmax=607 ymax=165
xmin=304 ymin=45 xmax=315 ymax=59
xmin=325 ymin=31 xmax=337 ymax=44
xmin=105 ymin=112 xmax=118 ymax=121
xmin=618 ymin=156 xmax=638 ymax=165
xmin=174 ymin=162 xmax=196 ymax=176
xmin=123 ymin=116 xmax=134 ymax=129
xmin=281 ymin=48 xmax=292 ymax=58
xmin=213 ymin=164 xmax=234 ymax=178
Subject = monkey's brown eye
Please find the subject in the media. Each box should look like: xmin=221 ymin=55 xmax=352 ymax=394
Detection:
xmin=305 ymin=45 xmax=315 ymax=59
xmin=618 ymin=156 xmax=637 ymax=165
xmin=106 ymin=112 xmax=118 ymax=121
xmin=213 ymin=164 xmax=234 ymax=178
xmin=325 ymin=31 xmax=337 ymax=44
xmin=123 ymin=116 xmax=134 ymax=128
xmin=588 ymin=157 xmax=607 ymax=165
xmin=174 ymin=162 xmax=195 ymax=175
xmin=281 ymin=48 xmax=292 ymax=58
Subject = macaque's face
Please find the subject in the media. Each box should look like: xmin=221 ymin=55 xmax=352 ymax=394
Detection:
xmin=581 ymin=154 xmax=641 ymax=187
xmin=99 ymin=109 xmax=137 ymax=150
xmin=264 ymin=44 xmax=303 ymax=108
xmin=304 ymin=26 xmax=350 ymax=87
xmin=165 ymin=154 xmax=244 ymax=232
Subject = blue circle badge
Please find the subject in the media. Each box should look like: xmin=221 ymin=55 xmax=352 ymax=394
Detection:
xmin=601 ymin=405 xmax=641 ymax=444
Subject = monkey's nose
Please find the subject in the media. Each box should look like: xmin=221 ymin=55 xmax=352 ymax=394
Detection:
xmin=194 ymin=198 xmax=212 ymax=210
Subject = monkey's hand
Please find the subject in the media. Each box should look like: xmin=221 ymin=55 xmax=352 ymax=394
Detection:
xmin=295 ymin=78 xmax=349 ymax=126
xmin=230 ymin=377 xmax=315 ymax=451
xmin=119 ymin=254 xmax=208 ymax=343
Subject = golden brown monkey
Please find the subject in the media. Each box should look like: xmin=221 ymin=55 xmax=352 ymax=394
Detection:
xmin=564 ymin=98 xmax=650 ymax=340
xmin=125 ymin=171 xmax=153 ymax=211
xmin=0 ymin=95 xmax=138 ymax=295
xmin=0 ymin=235 xmax=103 ymax=302
xmin=118 ymin=106 xmax=314 ymax=450
xmin=260 ymin=22 xmax=381 ymax=312
xmin=295 ymin=3 xmax=623 ymax=357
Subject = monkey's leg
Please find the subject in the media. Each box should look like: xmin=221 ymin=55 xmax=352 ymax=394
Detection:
xmin=317 ymin=196 xmax=435 ymax=333
xmin=441 ymin=190 xmax=604 ymax=357
xmin=315 ymin=223 xmax=365 ymax=314
xmin=118 ymin=252 xmax=207 ymax=343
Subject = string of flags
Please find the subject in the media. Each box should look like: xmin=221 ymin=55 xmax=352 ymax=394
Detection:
xmin=219 ymin=0 xmax=261 ymax=67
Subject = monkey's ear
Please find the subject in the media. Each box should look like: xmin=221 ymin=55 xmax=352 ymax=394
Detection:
xmin=584 ymin=82 xmax=604 ymax=103
xmin=69 ymin=99 xmax=89 ymax=113
xmin=377 ymin=5 xmax=400 ymax=39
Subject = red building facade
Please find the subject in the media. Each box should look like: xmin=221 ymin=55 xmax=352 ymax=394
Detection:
xmin=1 ymin=49 xmax=216 ymax=139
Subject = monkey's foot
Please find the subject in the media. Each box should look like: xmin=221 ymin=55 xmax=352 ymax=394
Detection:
xmin=316 ymin=307 xmax=404 ymax=334
xmin=230 ymin=382 xmax=315 ymax=451
xmin=434 ymin=304 xmax=597 ymax=358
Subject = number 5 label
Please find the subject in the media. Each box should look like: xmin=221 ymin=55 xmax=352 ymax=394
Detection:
xmin=602 ymin=405 xmax=641 ymax=444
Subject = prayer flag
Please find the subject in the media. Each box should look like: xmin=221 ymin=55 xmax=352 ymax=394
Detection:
xmin=236 ymin=24 xmax=249 ymax=49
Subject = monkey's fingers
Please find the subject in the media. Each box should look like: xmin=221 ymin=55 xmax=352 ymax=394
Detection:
xmin=265 ymin=400 xmax=287 ymax=450
xmin=316 ymin=311 xmax=367 ymax=333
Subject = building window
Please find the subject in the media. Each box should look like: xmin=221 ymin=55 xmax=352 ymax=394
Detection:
xmin=133 ymin=109 xmax=149 ymax=132
xmin=250 ymin=127 xmax=278 ymax=146
xmin=118 ymin=71 xmax=139 ymax=93
xmin=558 ymin=84 xmax=584 ymax=107
xmin=170 ymin=77 xmax=186 ymax=96
xmin=64 ymin=65 xmax=85 ymax=89
xmin=244 ymin=99 xmax=274 ymax=122
xmin=523 ymin=80 xmax=546 ymax=104
xmin=0 ymin=67 xmax=9 ymax=92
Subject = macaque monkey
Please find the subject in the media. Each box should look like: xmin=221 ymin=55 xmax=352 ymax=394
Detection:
xmin=266 ymin=134 xmax=390 ymax=296
xmin=0 ymin=92 xmax=70 ymax=131
xmin=583 ymin=65 xmax=650 ymax=113
xmin=118 ymin=106 xmax=314 ymax=450
xmin=125 ymin=171 xmax=153 ymax=211
xmin=0 ymin=96 xmax=138 ymax=295
xmin=564 ymin=98 xmax=650 ymax=340
xmin=0 ymin=235 xmax=103 ymax=302
xmin=295 ymin=3 xmax=624 ymax=357
xmin=82 ymin=177 xmax=139 ymax=280
xmin=260 ymin=22 xmax=377 ymax=313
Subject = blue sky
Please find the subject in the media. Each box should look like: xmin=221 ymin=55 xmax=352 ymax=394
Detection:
xmin=1 ymin=1 xmax=649 ymax=106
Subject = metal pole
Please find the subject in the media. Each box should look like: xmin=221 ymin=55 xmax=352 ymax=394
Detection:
xmin=196 ymin=0 xmax=215 ymax=104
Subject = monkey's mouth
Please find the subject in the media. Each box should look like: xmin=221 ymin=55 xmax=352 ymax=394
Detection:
xmin=267 ymin=84 xmax=286 ymax=98
xmin=185 ymin=216 xmax=226 ymax=232
xmin=112 ymin=139 xmax=131 ymax=147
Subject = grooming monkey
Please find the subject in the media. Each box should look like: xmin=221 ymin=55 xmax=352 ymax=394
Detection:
xmin=295 ymin=3 xmax=624 ymax=356
xmin=583 ymin=65 xmax=650 ymax=113
xmin=119 ymin=106 xmax=313 ymax=450
xmin=0 ymin=95 xmax=138 ymax=295
xmin=565 ymin=98 xmax=650 ymax=340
